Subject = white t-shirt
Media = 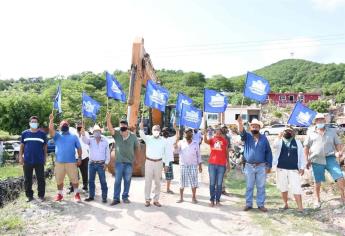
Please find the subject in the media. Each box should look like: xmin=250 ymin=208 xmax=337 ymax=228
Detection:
xmin=164 ymin=136 xmax=176 ymax=164
xmin=76 ymin=133 xmax=90 ymax=160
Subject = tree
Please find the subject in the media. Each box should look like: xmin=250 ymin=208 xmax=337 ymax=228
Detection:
xmin=308 ymin=100 xmax=330 ymax=113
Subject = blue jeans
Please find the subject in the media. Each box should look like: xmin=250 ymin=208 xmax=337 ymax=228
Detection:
xmin=244 ymin=163 xmax=266 ymax=208
xmin=113 ymin=162 xmax=133 ymax=201
xmin=89 ymin=162 xmax=108 ymax=200
xmin=208 ymin=164 xmax=226 ymax=202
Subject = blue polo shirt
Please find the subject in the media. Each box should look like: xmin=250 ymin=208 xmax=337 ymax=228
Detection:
xmin=240 ymin=131 xmax=273 ymax=168
xmin=21 ymin=129 xmax=47 ymax=164
xmin=53 ymin=132 xmax=81 ymax=163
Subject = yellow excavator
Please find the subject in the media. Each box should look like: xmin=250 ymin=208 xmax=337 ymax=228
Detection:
xmin=110 ymin=37 xmax=176 ymax=177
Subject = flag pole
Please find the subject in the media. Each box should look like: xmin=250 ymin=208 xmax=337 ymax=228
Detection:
xmin=106 ymin=97 xmax=109 ymax=113
xmin=239 ymin=95 xmax=245 ymax=117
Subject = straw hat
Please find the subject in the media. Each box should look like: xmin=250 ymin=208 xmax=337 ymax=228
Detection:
xmin=93 ymin=124 xmax=102 ymax=132
xmin=249 ymin=119 xmax=263 ymax=128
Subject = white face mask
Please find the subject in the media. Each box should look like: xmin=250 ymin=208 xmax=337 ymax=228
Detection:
xmin=152 ymin=130 xmax=160 ymax=137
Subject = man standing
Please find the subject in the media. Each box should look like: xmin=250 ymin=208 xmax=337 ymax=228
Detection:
xmin=273 ymin=126 xmax=305 ymax=212
xmin=82 ymin=124 xmax=110 ymax=203
xmin=304 ymin=113 xmax=345 ymax=208
xmin=139 ymin=120 xmax=166 ymax=207
xmin=19 ymin=116 xmax=47 ymax=202
xmin=68 ymin=123 xmax=90 ymax=194
xmin=49 ymin=113 xmax=82 ymax=202
xmin=106 ymin=113 xmax=139 ymax=205
xmin=162 ymin=126 xmax=178 ymax=194
xmin=237 ymin=117 xmax=272 ymax=212
xmin=203 ymin=120 xmax=230 ymax=207
xmin=176 ymin=128 xmax=202 ymax=204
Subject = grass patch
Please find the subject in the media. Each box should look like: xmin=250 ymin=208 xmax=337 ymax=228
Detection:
xmin=225 ymin=170 xmax=340 ymax=236
xmin=0 ymin=164 xmax=23 ymax=180
xmin=0 ymin=216 xmax=24 ymax=232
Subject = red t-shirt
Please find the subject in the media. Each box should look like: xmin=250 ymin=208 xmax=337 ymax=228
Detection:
xmin=208 ymin=136 xmax=228 ymax=166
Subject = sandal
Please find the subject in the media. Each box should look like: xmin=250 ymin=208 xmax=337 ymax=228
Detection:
xmin=176 ymin=199 xmax=184 ymax=203
xmin=192 ymin=199 xmax=198 ymax=204
xmin=145 ymin=201 xmax=151 ymax=207
xmin=167 ymin=190 xmax=174 ymax=194
xmin=153 ymin=202 xmax=162 ymax=207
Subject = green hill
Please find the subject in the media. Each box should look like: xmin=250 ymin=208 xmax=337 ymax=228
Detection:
xmin=0 ymin=59 xmax=344 ymax=134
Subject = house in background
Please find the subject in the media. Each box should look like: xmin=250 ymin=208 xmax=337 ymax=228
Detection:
xmin=267 ymin=92 xmax=321 ymax=107
xmin=205 ymin=104 xmax=261 ymax=126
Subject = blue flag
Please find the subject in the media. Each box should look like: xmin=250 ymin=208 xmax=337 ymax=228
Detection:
xmin=53 ymin=85 xmax=62 ymax=113
xmin=106 ymin=71 xmax=126 ymax=102
xmin=243 ymin=72 xmax=270 ymax=102
xmin=144 ymin=80 xmax=170 ymax=112
xmin=204 ymin=89 xmax=228 ymax=113
xmin=82 ymin=92 xmax=101 ymax=120
xmin=180 ymin=104 xmax=202 ymax=129
xmin=288 ymin=102 xmax=317 ymax=127
xmin=176 ymin=93 xmax=193 ymax=114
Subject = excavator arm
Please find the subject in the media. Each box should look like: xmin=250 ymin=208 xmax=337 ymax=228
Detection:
xmin=127 ymin=37 xmax=162 ymax=130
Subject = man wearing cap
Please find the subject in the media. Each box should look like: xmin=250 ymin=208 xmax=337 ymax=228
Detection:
xmin=81 ymin=124 xmax=110 ymax=203
xmin=304 ymin=113 xmax=345 ymax=208
xmin=68 ymin=123 xmax=90 ymax=194
xmin=49 ymin=113 xmax=82 ymax=202
xmin=272 ymin=126 xmax=305 ymax=212
xmin=106 ymin=113 xmax=139 ymax=206
xmin=139 ymin=120 xmax=167 ymax=207
xmin=19 ymin=116 xmax=47 ymax=202
xmin=203 ymin=116 xmax=230 ymax=207
xmin=237 ymin=116 xmax=272 ymax=212
xmin=176 ymin=128 xmax=203 ymax=204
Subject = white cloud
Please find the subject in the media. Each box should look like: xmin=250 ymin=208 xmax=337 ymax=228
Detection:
xmin=311 ymin=0 xmax=345 ymax=11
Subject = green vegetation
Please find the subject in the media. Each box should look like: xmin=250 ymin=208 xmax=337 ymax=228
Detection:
xmin=0 ymin=164 xmax=23 ymax=180
xmin=225 ymin=171 xmax=340 ymax=236
xmin=0 ymin=216 xmax=24 ymax=232
xmin=0 ymin=59 xmax=344 ymax=135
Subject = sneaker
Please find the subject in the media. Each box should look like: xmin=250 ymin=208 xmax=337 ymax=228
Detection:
xmin=26 ymin=197 xmax=34 ymax=202
xmin=123 ymin=199 xmax=131 ymax=204
xmin=74 ymin=193 xmax=82 ymax=203
xmin=110 ymin=200 xmax=121 ymax=206
xmin=314 ymin=201 xmax=321 ymax=209
xmin=84 ymin=197 xmax=94 ymax=202
xmin=55 ymin=194 xmax=63 ymax=202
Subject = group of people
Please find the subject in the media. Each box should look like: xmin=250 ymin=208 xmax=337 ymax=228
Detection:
xmin=18 ymin=111 xmax=344 ymax=213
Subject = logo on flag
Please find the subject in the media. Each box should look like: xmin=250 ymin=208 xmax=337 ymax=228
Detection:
xmin=144 ymin=80 xmax=170 ymax=112
xmin=82 ymin=92 xmax=101 ymax=120
xmin=244 ymin=72 xmax=270 ymax=102
xmin=53 ymin=85 xmax=62 ymax=113
xmin=180 ymin=104 xmax=202 ymax=129
xmin=106 ymin=71 xmax=126 ymax=102
xmin=176 ymin=93 xmax=193 ymax=114
xmin=288 ymin=102 xmax=317 ymax=127
xmin=204 ymin=89 xmax=228 ymax=113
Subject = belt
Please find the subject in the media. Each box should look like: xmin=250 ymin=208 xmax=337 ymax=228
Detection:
xmin=246 ymin=162 xmax=265 ymax=166
xmin=146 ymin=157 xmax=162 ymax=162
xmin=90 ymin=160 xmax=105 ymax=164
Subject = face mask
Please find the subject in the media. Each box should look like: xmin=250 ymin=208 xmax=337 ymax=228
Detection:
xmin=77 ymin=127 xmax=82 ymax=132
xmin=152 ymin=130 xmax=160 ymax=137
xmin=163 ymin=132 xmax=169 ymax=138
xmin=283 ymin=133 xmax=292 ymax=139
xmin=120 ymin=127 xmax=128 ymax=132
xmin=194 ymin=130 xmax=197 ymax=134
xmin=316 ymin=123 xmax=325 ymax=129
xmin=251 ymin=130 xmax=259 ymax=135
xmin=30 ymin=122 xmax=38 ymax=129
xmin=94 ymin=131 xmax=101 ymax=138
xmin=61 ymin=125 xmax=69 ymax=132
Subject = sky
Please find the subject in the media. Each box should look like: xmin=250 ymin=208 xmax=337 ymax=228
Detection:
xmin=0 ymin=0 xmax=345 ymax=80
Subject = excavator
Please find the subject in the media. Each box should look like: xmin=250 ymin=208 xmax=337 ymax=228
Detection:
xmin=110 ymin=37 xmax=176 ymax=177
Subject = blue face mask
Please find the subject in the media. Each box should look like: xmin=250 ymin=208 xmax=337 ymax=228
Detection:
xmin=61 ymin=125 xmax=69 ymax=132
xmin=30 ymin=122 xmax=38 ymax=129
xmin=316 ymin=123 xmax=325 ymax=129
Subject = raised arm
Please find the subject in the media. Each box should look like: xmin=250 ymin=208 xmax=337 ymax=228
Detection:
xmin=203 ymin=113 xmax=210 ymax=144
xmin=106 ymin=112 xmax=115 ymax=136
xmin=80 ymin=125 xmax=91 ymax=145
xmin=139 ymin=116 xmax=148 ymax=143
xmin=49 ymin=112 xmax=55 ymax=138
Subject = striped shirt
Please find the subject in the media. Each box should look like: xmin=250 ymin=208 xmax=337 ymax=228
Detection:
xmin=21 ymin=129 xmax=47 ymax=164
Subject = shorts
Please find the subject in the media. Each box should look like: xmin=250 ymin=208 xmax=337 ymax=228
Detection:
xmin=312 ymin=155 xmax=343 ymax=183
xmin=180 ymin=165 xmax=199 ymax=188
xmin=55 ymin=162 xmax=79 ymax=185
xmin=163 ymin=161 xmax=174 ymax=180
xmin=276 ymin=168 xmax=302 ymax=195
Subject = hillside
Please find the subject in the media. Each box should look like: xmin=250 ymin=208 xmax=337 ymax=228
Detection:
xmin=0 ymin=59 xmax=344 ymax=134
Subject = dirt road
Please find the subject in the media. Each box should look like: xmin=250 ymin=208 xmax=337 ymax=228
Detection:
xmin=39 ymin=165 xmax=259 ymax=236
